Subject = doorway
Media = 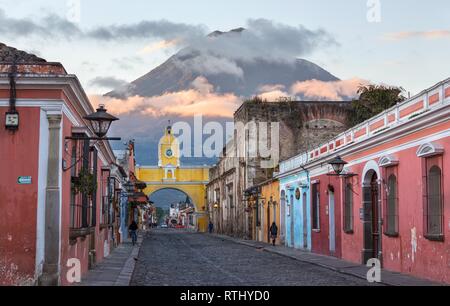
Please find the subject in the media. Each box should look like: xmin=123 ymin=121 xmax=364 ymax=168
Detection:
xmin=280 ymin=190 xmax=285 ymax=244
xmin=328 ymin=190 xmax=335 ymax=254
xmin=362 ymin=170 xmax=382 ymax=264
xmin=302 ymin=192 xmax=308 ymax=249
xmin=290 ymin=193 xmax=294 ymax=247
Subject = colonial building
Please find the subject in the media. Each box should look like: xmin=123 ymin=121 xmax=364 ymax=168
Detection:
xmin=0 ymin=44 xmax=125 ymax=285
xmin=279 ymin=78 xmax=450 ymax=284
xmin=207 ymin=100 xmax=350 ymax=240
xmin=136 ymin=125 xmax=210 ymax=232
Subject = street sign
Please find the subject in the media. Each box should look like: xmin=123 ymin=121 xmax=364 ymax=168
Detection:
xmin=18 ymin=176 xmax=32 ymax=185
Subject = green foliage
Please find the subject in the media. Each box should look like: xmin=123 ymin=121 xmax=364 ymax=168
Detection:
xmin=155 ymin=207 xmax=166 ymax=223
xmin=72 ymin=168 xmax=97 ymax=196
xmin=348 ymin=84 xmax=406 ymax=127
xmin=245 ymin=96 xmax=266 ymax=103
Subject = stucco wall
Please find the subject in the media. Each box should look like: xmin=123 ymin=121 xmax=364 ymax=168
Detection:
xmin=0 ymin=106 xmax=40 ymax=285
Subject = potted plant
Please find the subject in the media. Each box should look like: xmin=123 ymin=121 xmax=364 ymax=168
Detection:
xmin=72 ymin=168 xmax=97 ymax=196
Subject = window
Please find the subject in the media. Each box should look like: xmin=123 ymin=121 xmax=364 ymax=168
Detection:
xmin=427 ymin=165 xmax=443 ymax=237
xmin=384 ymin=173 xmax=399 ymax=236
xmin=69 ymin=136 xmax=94 ymax=229
xmin=343 ymin=181 xmax=353 ymax=233
xmin=312 ymin=183 xmax=320 ymax=230
xmin=422 ymin=151 xmax=444 ymax=241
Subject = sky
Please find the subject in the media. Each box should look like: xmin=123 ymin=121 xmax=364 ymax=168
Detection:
xmin=1 ymin=0 xmax=449 ymax=165
xmin=1 ymin=0 xmax=449 ymax=95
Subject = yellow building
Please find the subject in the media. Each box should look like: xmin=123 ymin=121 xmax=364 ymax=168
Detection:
xmin=251 ymin=179 xmax=280 ymax=244
xmin=136 ymin=125 xmax=210 ymax=232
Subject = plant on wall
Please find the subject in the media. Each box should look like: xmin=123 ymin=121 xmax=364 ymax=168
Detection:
xmin=72 ymin=168 xmax=97 ymax=196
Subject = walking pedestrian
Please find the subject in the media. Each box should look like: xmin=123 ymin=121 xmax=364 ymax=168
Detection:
xmin=208 ymin=221 xmax=214 ymax=234
xmin=129 ymin=220 xmax=138 ymax=246
xmin=269 ymin=222 xmax=278 ymax=246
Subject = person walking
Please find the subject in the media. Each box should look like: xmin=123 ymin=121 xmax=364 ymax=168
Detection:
xmin=208 ymin=221 xmax=214 ymax=234
xmin=129 ymin=220 xmax=138 ymax=246
xmin=269 ymin=222 xmax=278 ymax=246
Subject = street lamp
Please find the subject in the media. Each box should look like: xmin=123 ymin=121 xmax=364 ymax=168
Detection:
xmin=328 ymin=155 xmax=347 ymax=176
xmin=124 ymin=181 xmax=135 ymax=193
xmin=84 ymin=104 xmax=119 ymax=138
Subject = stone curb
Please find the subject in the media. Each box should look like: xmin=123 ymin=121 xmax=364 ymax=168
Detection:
xmin=113 ymin=234 xmax=143 ymax=286
xmin=208 ymin=234 xmax=440 ymax=287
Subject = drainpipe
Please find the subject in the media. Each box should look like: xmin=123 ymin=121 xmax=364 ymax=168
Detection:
xmin=9 ymin=63 xmax=17 ymax=112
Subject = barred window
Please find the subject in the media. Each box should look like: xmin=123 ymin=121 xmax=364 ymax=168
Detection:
xmin=343 ymin=182 xmax=353 ymax=233
xmin=427 ymin=165 xmax=443 ymax=237
xmin=69 ymin=135 xmax=95 ymax=230
xmin=384 ymin=171 xmax=399 ymax=236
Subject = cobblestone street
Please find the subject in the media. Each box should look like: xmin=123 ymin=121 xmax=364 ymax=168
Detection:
xmin=130 ymin=229 xmax=375 ymax=286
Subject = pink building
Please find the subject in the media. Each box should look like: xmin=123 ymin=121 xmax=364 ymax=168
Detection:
xmin=306 ymin=78 xmax=450 ymax=283
xmin=0 ymin=45 xmax=121 ymax=285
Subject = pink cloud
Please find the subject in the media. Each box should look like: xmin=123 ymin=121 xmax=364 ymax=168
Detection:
xmin=256 ymin=84 xmax=292 ymax=101
xmin=90 ymin=77 xmax=241 ymax=118
xmin=383 ymin=30 xmax=450 ymax=41
xmin=290 ymin=78 xmax=370 ymax=101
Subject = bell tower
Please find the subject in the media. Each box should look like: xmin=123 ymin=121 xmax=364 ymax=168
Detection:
xmin=158 ymin=123 xmax=180 ymax=179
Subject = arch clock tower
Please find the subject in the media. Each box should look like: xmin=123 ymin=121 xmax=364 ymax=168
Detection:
xmin=158 ymin=125 xmax=180 ymax=180
xmin=136 ymin=123 xmax=210 ymax=232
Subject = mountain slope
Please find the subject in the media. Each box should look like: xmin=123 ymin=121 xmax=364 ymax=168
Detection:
xmin=106 ymin=29 xmax=339 ymax=99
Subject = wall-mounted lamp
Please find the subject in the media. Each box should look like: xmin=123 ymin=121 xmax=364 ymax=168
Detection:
xmin=63 ymin=105 xmax=121 ymax=172
xmin=327 ymin=155 xmax=358 ymax=178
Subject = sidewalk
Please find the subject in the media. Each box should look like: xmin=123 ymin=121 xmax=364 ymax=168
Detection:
xmin=77 ymin=233 xmax=143 ymax=286
xmin=209 ymin=233 xmax=443 ymax=286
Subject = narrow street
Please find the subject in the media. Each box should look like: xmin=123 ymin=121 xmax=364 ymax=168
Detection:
xmin=130 ymin=229 xmax=374 ymax=286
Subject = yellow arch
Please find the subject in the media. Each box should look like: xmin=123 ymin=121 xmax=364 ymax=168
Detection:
xmin=137 ymin=167 xmax=209 ymax=232
xmin=137 ymin=126 xmax=210 ymax=232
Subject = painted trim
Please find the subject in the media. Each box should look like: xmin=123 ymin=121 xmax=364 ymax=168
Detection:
xmin=361 ymin=160 xmax=381 ymax=184
xmin=143 ymin=181 xmax=210 ymax=185
xmin=0 ymin=99 xmax=80 ymax=127
xmin=378 ymin=155 xmax=399 ymax=168
xmin=416 ymin=142 xmax=444 ymax=158
xmin=35 ymin=109 xmax=49 ymax=280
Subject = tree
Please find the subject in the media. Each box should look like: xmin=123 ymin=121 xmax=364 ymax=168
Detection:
xmin=155 ymin=207 xmax=165 ymax=223
xmin=348 ymin=84 xmax=406 ymax=127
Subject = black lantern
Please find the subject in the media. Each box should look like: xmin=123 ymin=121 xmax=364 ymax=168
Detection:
xmin=328 ymin=155 xmax=347 ymax=176
xmin=84 ymin=104 xmax=118 ymax=138
xmin=124 ymin=181 xmax=135 ymax=193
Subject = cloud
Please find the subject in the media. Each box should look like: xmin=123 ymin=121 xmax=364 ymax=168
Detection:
xmin=255 ymin=79 xmax=369 ymax=101
xmin=383 ymin=30 xmax=450 ymax=41
xmin=173 ymin=52 xmax=244 ymax=77
xmin=256 ymin=84 xmax=292 ymax=101
xmin=88 ymin=76 xmax=136 ymax=97
xmin=188 ymin=19 xmax=337 ymax=64
xmin=0 ymin=9 xmax=81 ymax=39
xmin=138 ymin=39 xmax=180 ymax=55
xmin=0 ymin=9 xmax=336 ymax=67
xmin=89 ymin=76 xmax=129 ymax=89
xmin=0 ymin=8 xmax=205 ymax=43
xmin=290 ymin=78 xmax=370 ymax=101
xmin=113 ymin=56 xmax=144 ymax=70
xmin=90 ymin=77 xmax=241 ymax=118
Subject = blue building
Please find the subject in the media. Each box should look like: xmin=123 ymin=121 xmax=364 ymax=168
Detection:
xmin=278 ymin=153 xmax=311 ymax=250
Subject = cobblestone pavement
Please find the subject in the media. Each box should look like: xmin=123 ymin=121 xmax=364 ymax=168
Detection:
xmin=130 ymin=229 xmax=377 ymax=286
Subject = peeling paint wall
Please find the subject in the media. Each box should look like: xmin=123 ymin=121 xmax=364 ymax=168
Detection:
xmin=0 ymin=106 xmax=40 ymax=285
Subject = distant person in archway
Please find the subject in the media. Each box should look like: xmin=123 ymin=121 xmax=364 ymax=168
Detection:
xmin=208 ymin=221 xmax=214 ymax=234
xmin=269 ymin=222 xmax=278 ymax=246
